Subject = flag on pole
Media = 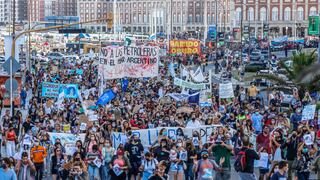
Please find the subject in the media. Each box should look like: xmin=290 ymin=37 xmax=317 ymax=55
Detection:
xmin=169 ymin=62 xmax=176 ymax=77
xmin=96 ymin=89 xmax=116 ymax=105
xmin=55 ymin=91 xmax=65 ymax=109
xmin=122 ymin=79 xmax=129 ymax=92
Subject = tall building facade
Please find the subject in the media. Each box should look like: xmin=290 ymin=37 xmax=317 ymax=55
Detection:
xmin=0 ymin=0 xmax=26 ymax=25
xmin=234 ymin=0 xmax=320 ymax=38
xmin=29 ymin=0 xmax=45 ymax=22
xmin=28 ymin=0 xmax=77 ymax=22
xmin=52 ymin=0 xmax=77 ymax=16
xmin=77 ymin=0 xmax=232 ymax=34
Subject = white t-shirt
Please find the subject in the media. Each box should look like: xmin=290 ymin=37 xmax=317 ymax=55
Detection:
xmin=142 ymin=158 xmax=158 ymax=173
xmin=186 ymin=120 xmax=202 ymax=128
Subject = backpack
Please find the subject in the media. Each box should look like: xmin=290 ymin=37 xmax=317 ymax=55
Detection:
xmin=234 ymin=149 xmax=248 ymax=172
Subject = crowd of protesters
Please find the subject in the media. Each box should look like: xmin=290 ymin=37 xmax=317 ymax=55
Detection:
xmin=0 ymin=46 xmax=319 ymax=180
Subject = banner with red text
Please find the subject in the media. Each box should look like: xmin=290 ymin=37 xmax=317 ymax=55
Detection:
xmin=99 ymin=46 xmax=159 ymax=79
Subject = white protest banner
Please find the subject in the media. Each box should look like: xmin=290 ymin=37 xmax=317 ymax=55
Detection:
xmin=23 ymin=135 xmax=32 ymax=145
xmin=303 ymin=134 xmax=313 ymax=145
xmin=65 ymin=143 xmax=78 ymax=156
xmin=93 ymin=157 xmax=102 ymax=168
xmin=180 ymin=64 xmax=189 ymax=77
xmin=166 ymin=92 xmax=199 ymax=102
xmin=219 ymin=83 xmax=234 ymax=99
xmin=254 ymin=152 xmax=269 ymax=168
xmin=55 ymin=91 xmax=65 ymax=109
xmin=191 ymin=67 xmax=205 ymax=82
xmin=80 ymin=123 xmax=87 ymax=131
xmin=48 ymin=133 xmax=86 ymax=146
xmin=199 ymin=90 xmax=212 ymax=107
xmin=112 ymin=125 xmax=227 ymax=149
xmin=174 ymin=77 xmax=210 ymax=90
xmin=99 ymin=46 xmax=159 ymax=79
xmin=301 ymin=105 xmax=316 ymax=121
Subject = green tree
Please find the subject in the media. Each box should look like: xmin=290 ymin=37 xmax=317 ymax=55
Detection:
xmin=256 ymin=50 xmax=320 ymax=94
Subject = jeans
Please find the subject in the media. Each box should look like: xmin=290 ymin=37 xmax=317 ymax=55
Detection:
xmin=238 ymin=172 xmax=257 ymax=180
xmin=34 ymin=162 xmax=44 ymax=180
xmin=6 ymin=140 xmax=15 ymax=157
xmin=88 ymin=165 xmax=100 ymax=180
xmin=21 ymin=98 xmax=26 ymax=108
xmin=287 ymin=160 xmax=294 ymax=180
xmin=185 ymin=163 xmax=195 ymax=180
xmin=216 ymin=168 xmax=231 ymax=180
xmin=142 ymin=171 xmax=152 ymax=180
xmin=101 ymin=165 xmax=110 ymax=180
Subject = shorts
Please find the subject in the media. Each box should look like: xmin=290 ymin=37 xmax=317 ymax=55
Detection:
xmin=129 ymin=161 xmax=142 ymax=175
xmin=259 ymin=168 xmax=269 ymax=175
xmin=169 ymin=163 xmax=184 ymax=172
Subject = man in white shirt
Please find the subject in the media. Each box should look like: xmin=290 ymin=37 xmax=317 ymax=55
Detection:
xmin=186 ymin=115 xmax=202 ymax=128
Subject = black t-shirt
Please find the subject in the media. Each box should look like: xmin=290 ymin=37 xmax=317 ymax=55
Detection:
xmin=154 ymin=147 xmax=170 ymax=162
xmin=124 ymin=142 xmax=144 ymax=162
xmin=148 ymin=174 xmax=169 ymax=180
xmin=22 ymin=121 xmax=33 ymax=133
xmin=281 ymin=139 xmax=298 ymax=161
xmin=186 ymin=149 xmax=197 ymax=164
xmin=241 ymin=147 xmax=260 ymax=173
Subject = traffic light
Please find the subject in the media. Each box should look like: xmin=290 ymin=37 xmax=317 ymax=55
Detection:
xmin=58 ymin=29 xmax=86 ymax=34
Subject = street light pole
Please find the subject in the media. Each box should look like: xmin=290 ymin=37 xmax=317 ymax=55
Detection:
xmin=240 ymin=0 xmax=243 ymax=63
xmin=10 ymin=0 xmax=16 ymax=116
xmin=9 ymin=18 xmax=109 ymax=116
xmin=215 ymin=0 xmax=218 ymax=60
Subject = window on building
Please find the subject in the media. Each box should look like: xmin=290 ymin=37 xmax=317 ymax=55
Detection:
xmin=133 ymin=14 xmax=137 ymax=23
xmin=144 ymin=13 xmax=147 ymax=23
xmin=125 ymin=14 xmax=129 ymax=23
xmin=284 ymin=7 xmax=291 ymax=21
xmin=177 ymin=13 xmax=180 ymax=23
xmin=235 ymin=8 xmax=241 ymax=22
xmin=196 ymin=14 xmax=200 ymax=22
xmin=212 ymin=14 xmax=215 ymax=24
xmin=310 ymin=6 xmax=317 ymax=16
xmin=188 ymin=14 xmax=193 ymax=23
xmin=260 ymin=7 xmax=267 ymax=21
xmin=297 ymin=7 xmax=304 ymax=20
xmin=272 ymin=7 xmax=278 ymax=21
xmin=138 ymin=13 xmax=142 ymax=23
xmin=248 ymin=7 xmax=254 ymax=21
xmin=173 ymin=13 xmax=176 ymax=23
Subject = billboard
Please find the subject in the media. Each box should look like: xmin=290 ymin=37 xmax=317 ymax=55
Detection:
xmin=169 ymin=40 xmax=200 ymax=54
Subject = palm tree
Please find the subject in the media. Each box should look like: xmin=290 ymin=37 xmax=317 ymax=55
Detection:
xmin=255 ymin=50 xmax=320 ymax=96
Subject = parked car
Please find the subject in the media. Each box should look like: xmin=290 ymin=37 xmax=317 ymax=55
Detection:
xmin=250 ymin=51 xmax=261 ymax=61
xmin=260 ymin=50 xmax=269 ymax=61
xmin=47 ymin=52 xmax=64 ymax=60
xmin=245 ymin=62 xmax=268 ymax=72
xmin=271 ymin=44 xmax=284 ymax=51
xmin=0 ymin=56 xmax=5 ymax=64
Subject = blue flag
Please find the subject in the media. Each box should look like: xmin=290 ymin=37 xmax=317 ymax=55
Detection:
xmin=96 ymin=90 xmax=116 ymax=105
xmin=169 ymin=62 xmax=176 ymax=77
xmin=188 ymin=90 xmax=200 ymax=104
xmin=122 ymin=79 xmax=129 ymax=92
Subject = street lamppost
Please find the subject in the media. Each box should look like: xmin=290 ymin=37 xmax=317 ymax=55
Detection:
xmin=9 ymin=18 xmax=109 ymax=116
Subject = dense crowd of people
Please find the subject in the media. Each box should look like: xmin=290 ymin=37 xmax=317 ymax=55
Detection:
xmin=0 ymin=46 xmax=319 ymax=180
